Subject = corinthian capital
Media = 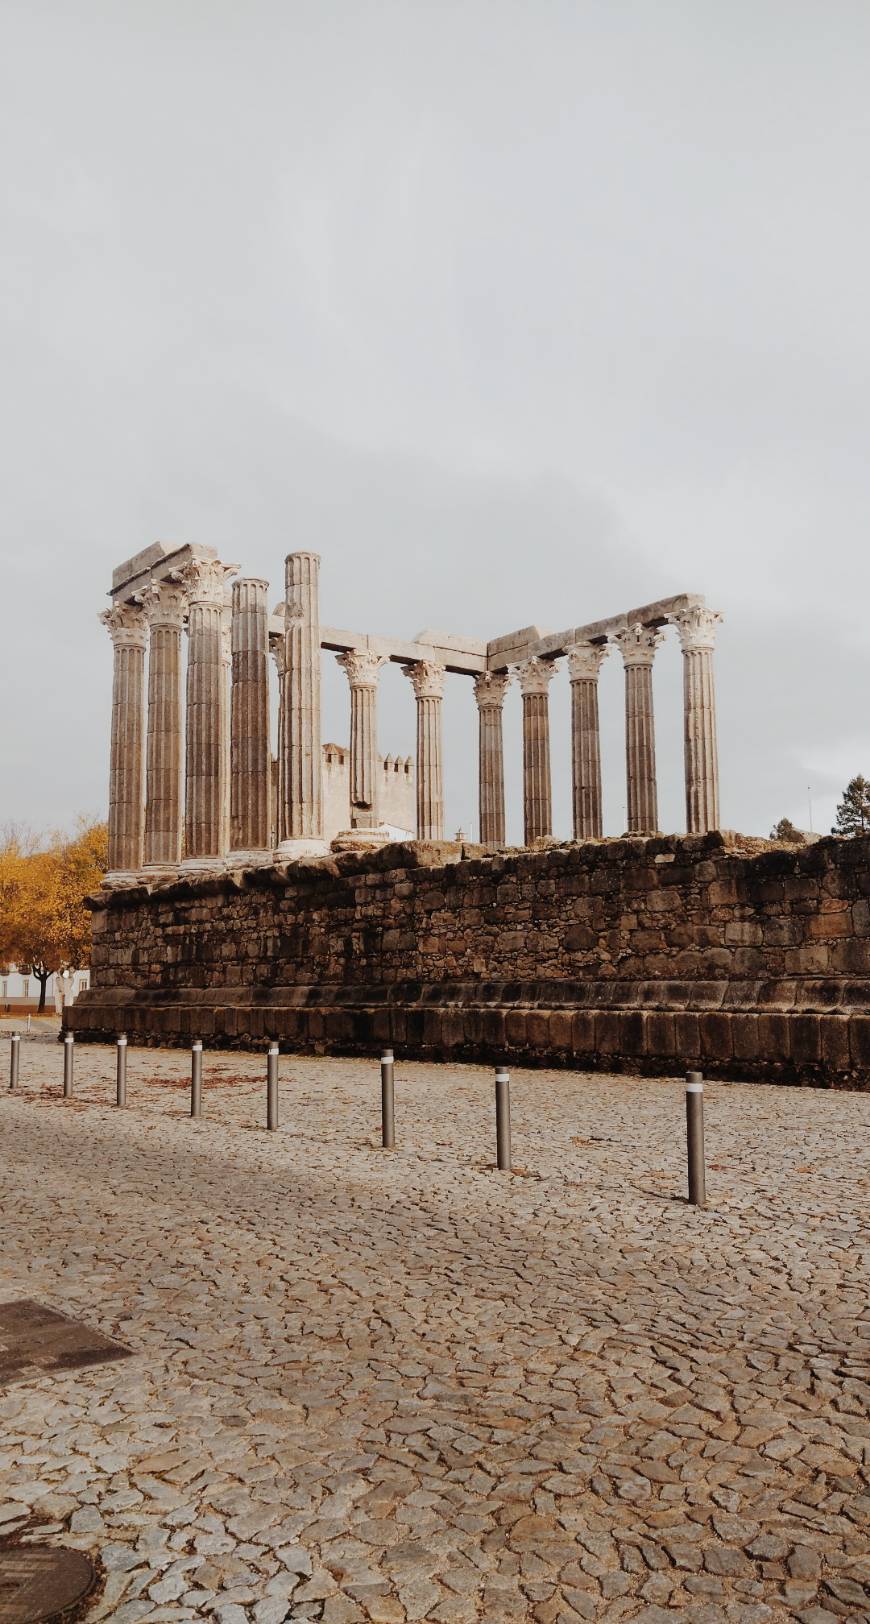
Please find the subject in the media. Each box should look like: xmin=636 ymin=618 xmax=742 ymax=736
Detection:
xmin=100 ymin=602 xmax=148 ymax=650
xmin=669 ymin=604 xmax=722 ymax=653
xmin=613 ymin=621 xmax=664 ymax=668
xmin=181 ymin=556 xmax=239 ymax=607
xmin=566 ymin=641 xmax=608 ymax=682
xmin=337 ymin=649 xmax=388 ymax=687
xmin=144 ymin=577 xmax=187 ymax=630
xmin=403 ymin=659 xmax=446 ymax=700
xmin=473 ymin=670 xmax=511 ymax=710
xmin=516 ymin=656 xmax=556 ymax=697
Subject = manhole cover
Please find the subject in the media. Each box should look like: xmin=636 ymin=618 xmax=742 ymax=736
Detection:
xmin=0 ymin=1301 xmax=131 ymax=1390
xmin=0 ymin=1546 xmax=96 ymax=1622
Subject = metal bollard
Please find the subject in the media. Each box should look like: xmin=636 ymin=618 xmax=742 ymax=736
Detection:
xmin=686 ymin=1072 xmax=706 ymax=1207
xmin=9 ymin=1034 xmax=20 ymax=1090
xmin=63 ymin=1032 xmax=75 ymax=1097
xmin=267 ymin=1044 xmax=279 ymax=1130
xmin=381 ymin=1051 xmax=395 ymax=1148
xmin=495 ymin=1067 xmax=512 ymax=1171
xmin=116 ymin=1034 xmax=128 ymax=1107
xmin=190 ymin=1040 xmax=203 ymax=1118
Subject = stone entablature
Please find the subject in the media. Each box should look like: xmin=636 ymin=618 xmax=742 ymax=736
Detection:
xmin=100 ymin=542 xmax=723 ymax=883
xmin=67 ymin=831 xmax=870 ymax=1089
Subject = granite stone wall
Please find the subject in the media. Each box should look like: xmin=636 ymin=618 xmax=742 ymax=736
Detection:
xmin=66 ymin=831 xmax=870 ymax=1087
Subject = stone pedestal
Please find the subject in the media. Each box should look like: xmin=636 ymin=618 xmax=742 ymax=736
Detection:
xmin=100 ymin=603 xmax=148 ymax=881
xmin=405 ymin=661 xmax=446 ymax=841
xmin=337 ymin=650 xmax=387 ymax=830
xmin=473 ymin=671 xmax=510 ymax=846
xmin=567 ymin=641 xmax=608 ymax=840
xmin=143 ymin=579 xmax=187 ymax=873
xmin=229 ymin=578 xmax=271 ymax=857
xmin=670 ymin=605 xmax=722 ymax=833
xmin=181 ymin=557 xmax=237 ymax=869
xmin=615 ymin=622 xmax=663 ymax=835
xmin=279 ymin=552 xmax=322 ymax=851
xmin=518 ymin=657 xmax=555 ymax=845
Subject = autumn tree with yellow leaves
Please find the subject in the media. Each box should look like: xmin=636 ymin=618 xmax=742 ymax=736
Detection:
xmin=0 ymin=821 xmax=107 ymax=1011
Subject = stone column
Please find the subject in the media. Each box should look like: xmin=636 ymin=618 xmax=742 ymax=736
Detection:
xmin=220 ymin=603 xmax=232 ymax=854
xmin=518 ymin=657 xmax=556 ymax=845
xmin=182 ymin=557 xmax=237 ymax=867
xmin=404 ymin=661 xmax=446 ymax=841
xmin=270 ymin=633 xmax=285 ymax=847
xmin=336 ymin=650 xmax=387 ymax=829
xmin=143 ymin=578 xmax=187 ymax=871
xmin=100 ymin=602 xmax=148 ymax=880
xmin=670 ymin=605 xmax=722 ymax=833
xmin=229 ymin=578 xmax=272 ymax=859
xmin=614 ymin=621 xmax=664 ymax=834
xmin=567 ymin=641 xmax=608 ymax=840
xmin=280 ymin=551 xmax=323 ymax=850
xmin=473 ymin=670 xmax=510 ymax=846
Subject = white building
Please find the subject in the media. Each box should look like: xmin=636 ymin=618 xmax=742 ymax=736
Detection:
xmin=0 ymin=966 xmax=90 ymax=1014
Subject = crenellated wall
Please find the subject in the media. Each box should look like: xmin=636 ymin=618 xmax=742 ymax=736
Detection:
xmin=66 ymin=832 xmax=870 ymax=1087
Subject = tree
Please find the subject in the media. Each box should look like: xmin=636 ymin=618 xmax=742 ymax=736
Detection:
xmin=0 ymin=821 xmax=107 ymax=1011
xmin=770 ymin=817 xmax=805 ymax=845
xmin=832 ymin=776 xmax=870 ymax=838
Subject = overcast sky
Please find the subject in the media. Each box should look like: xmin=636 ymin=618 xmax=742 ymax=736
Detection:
xmin=2 ymin=0 xmax=869 ymax=844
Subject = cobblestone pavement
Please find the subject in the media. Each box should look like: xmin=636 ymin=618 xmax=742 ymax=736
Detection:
xmin=0 ymin=1043 xmax=868 ymax=1624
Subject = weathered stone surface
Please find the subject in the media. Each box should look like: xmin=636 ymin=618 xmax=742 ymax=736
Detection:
xmin=69 ymin=832 xmax=870 ymax=1086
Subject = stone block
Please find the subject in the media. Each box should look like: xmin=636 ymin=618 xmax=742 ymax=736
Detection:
xmin=820 ymin=1015 xmax=850 ymax=1072
xmin=504 ymin=1009 xmax=528 ymax=1048
xmin=643 ymin=1010 xmax=676 ymax=1059
xmin=790 ymin=1014 xmax=821 ymax=1066
xmin=548 ymin=1010 xmax=574 ymax=1052
xmin=757 ymin=1013 xmax=791 ymax=1060
xmin=594 ymin=1012 xmax=621 ymax=1055
xmin=571 ymin=1011 xmax=596 ymax=1056
xmin=848 ymin=1014 xmax=870 ymax=1068
xmin=673 ymin=1012 xmax=701 ymax=1061
xmin=699 ymin=1011 xmax=733 ymax=1062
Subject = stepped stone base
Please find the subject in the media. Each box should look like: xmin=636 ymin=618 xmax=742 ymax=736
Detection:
xmin=66 ymin=831 xmax=870 ymax=1089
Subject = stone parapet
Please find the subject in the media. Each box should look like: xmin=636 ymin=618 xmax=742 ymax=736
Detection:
xmin=66 ymin=832 xmax=870 ymax=1088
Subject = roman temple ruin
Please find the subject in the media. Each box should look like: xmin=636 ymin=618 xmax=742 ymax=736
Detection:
xmin=68 ymin=541 xmax=870 ymax=1088
xmin=97 ymin=541 xmax=722 ymax=882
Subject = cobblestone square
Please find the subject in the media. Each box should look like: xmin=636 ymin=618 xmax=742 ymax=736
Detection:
xmin=0 ymin=1045 xmax=867 ymax=1623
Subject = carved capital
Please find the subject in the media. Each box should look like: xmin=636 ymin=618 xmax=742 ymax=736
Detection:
xmin=613 ymin=622 xmax=664 ymax=668
xmin=669 ymin=605 xmax=722 ymax=653
xmin=336 ymin=649 xmax=388 ymax=688
xmin=403 ymin=659 xmax=446 ymax=701
xmin=181 ymin=557 xmax=238 ymax=607
xmin=144 ymin=578 xmax=187 ymax=630
xmin=270 ymin=635 xmax=286 ymax=677
xmin=517 ymin=656 xmax=556 ymax=697
xmin=566 ymin=641 xmax=608 ymax=682
xmin=472 ymin=670 xmax=511 ymax=710
xmin=100 ymin=602 xmax=148 ymax=651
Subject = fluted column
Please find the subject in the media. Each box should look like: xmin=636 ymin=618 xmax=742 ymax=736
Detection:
xmin=337 ymin=650 xmax=387 ymax=829
xmin=100 ymin=602 xmax=148 ymax=879
xmin=567 ymin=641 xmax=608 ymax=840
xmin=181 ymin=557 xmax=238 ymax=865
xmin=404 ymin=661 xmax=446 ymax=841
xmin=230 ymin=578 xmax=272 ymax=857
xmin=518 ymin=657 xmax=555 ymax=845
xmin=473 ymin=670 xmax=510 ymax=846
xmin=220 ymin=603 xmax=232 ymax=855
xmin=280 ymin=551 xmax=323 ymax=847
xmin=143 ymin=579 xmax=187 ymax=870
xmin=614 ymin=622 xmax=664 ymax=834
xmin=270 ymin=633 xmax=285 ymax=847
xmin=670 ymin=605 xmax=722 ymax=833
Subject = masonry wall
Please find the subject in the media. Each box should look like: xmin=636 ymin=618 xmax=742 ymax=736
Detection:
xmin=67 ymin=832 xmax=870 ymax=1087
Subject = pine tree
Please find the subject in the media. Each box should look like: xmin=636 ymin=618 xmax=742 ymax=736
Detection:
xmin=832 ymin=776 xmax=870 ymax=837
xmin=770 ymin=817 xmax=804 ymax=844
